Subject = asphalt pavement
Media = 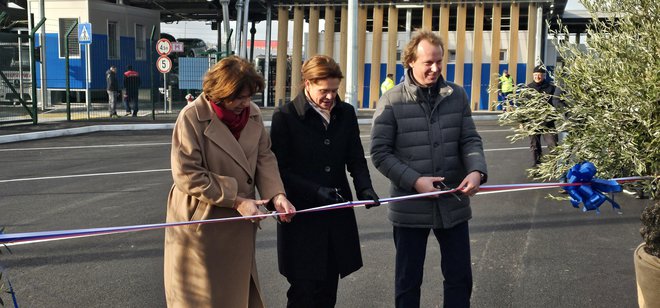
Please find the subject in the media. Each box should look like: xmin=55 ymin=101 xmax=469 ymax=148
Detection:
xmin=0 ymin=120 xmax=650 ymax=307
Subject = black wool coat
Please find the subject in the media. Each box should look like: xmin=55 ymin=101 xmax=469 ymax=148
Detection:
xmin=270 ymin=92 xmax=374 ymax=280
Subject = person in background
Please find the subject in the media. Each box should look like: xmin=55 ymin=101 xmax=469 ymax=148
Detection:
xmin=270 ymin=55 xmax=380 ymax=308
xmin=164 ymin=55 xmax=295 ymax=308
xmin=498 ymin=69 xmax=514 ymax=111
xmin=527 ymin=65 xmax=558 ymax=166
xmin=371 ymin=30 xmax=487 ymax=308
xmin=123 ymin=65 xmax=141 ymax=117
xmin=381 ymin=73 xmax=395 ymax=95
xmin=105 ymin=65 xmax=119 ymax=118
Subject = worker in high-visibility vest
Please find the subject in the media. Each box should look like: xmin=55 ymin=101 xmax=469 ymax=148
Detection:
xmin=498 ymin=69 xmax=514 ymax=111
xmin=380 ymin=73 xmax=395 ymax=95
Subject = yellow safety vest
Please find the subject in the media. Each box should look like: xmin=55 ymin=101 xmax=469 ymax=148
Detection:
xmin=381 ymin=77 xmax=395 ymax=94
xmin=499 ymin=75 xmax=514 ymax=93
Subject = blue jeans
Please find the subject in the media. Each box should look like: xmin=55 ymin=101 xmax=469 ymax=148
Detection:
xmin=393 ymin=222 xmax=472 ymax=308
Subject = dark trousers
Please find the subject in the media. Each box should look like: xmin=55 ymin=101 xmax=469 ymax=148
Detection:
xmin=393 ymin=222 xmax=472 ymax=308
xmin=530 ymin=133 xmax=558 ymax=165
xmin=286 ymin=274 xmax=339 ymax=308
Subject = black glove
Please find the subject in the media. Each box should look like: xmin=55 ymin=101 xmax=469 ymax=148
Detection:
xmin=358 ymin=187 xmax=380 ymax=209
xmin=316 ymin=186 xmax=345 ymax=205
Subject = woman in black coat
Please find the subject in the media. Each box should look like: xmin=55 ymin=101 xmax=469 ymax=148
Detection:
xmin=270 ymin=55 xmax=380 ymax=308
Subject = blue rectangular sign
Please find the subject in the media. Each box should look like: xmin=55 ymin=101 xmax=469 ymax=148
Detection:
xmin=78 ymin=23 xmax=92 ymax=44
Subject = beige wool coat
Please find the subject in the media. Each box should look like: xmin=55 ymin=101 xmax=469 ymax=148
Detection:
xmin=164 ymin=95 xmax=285 ymax=308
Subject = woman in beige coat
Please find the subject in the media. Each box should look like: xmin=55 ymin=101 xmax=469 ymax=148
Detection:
xmin=164 ymin=56 xmax=295 ymax=308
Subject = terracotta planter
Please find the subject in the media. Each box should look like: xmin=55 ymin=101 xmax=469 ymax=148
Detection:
xmin=634 ymin=243 xmax=660 ymax=308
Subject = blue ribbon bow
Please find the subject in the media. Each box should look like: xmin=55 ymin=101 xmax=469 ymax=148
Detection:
xmin=563 ymin=162 xmax=622 ymax=212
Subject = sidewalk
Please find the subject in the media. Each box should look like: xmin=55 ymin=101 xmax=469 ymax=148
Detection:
xmin=0 ymin=108 xmax=501 ymax=144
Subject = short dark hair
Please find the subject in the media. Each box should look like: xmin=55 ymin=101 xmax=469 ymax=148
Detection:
xmin=387 ymin=73 xmax=394 ymax=78
xmin=127 ymin=65 xmax=133 ymax=70
xmin=533 ymin=65 xmax=546 ymax=74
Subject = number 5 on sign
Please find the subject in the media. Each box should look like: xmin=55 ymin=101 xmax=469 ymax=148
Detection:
xmin=157 ymin=55 xmax=172 ymax=73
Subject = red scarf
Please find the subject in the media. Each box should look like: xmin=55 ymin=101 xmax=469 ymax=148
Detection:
xmin=210 ymin=101 xmax=249 ymax=140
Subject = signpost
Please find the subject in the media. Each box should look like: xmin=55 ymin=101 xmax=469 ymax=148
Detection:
xmin=78 ymin=23 xmax=92 ymax=118
xmin=156 ymin=39 xmax=172 ymax=112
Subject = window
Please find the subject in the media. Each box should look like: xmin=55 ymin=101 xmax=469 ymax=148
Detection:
xmin=108 ymin=21 xmax=120 ymax=59
xmin=58 ymin=18 xmax=80 ymax=57
xmin=448 ymin=49 xmax=456 ymax=62
xmin=135 ymin=24 xmax=145 ymax=60
xmin=499 ymin=49 xmax=508 ymax=62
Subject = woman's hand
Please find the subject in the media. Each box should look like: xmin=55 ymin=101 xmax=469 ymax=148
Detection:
xmin=234 ymin=196 xmax=268 ymax=223
xmin=271 ymin=193 xmax=296 ymax=223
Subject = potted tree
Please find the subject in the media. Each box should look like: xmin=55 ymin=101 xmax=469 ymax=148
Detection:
xmin=499 ymin=0 xmax=659 ymax=307
xmin=636 ymin=202 xmax=660 ymax=307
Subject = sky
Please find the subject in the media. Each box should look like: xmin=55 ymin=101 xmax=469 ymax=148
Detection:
xmin=161 ymin=0 xmax=587 ymax=47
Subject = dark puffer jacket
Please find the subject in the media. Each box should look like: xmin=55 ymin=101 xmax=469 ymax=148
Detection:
xmin=370 ymin=72 xmax=487 ymax=229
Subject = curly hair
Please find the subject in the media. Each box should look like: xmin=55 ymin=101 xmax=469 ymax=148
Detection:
xmin=202 ymin=55 xmax=264 ymax=103
xmin=401 ymin=30 xmax=445 ymax=69
xmin=640 ymin=202 xmax=660 ymax=257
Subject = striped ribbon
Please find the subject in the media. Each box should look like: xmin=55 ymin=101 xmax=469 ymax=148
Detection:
xmin=0 ymin=176 xmax=649 ymax=246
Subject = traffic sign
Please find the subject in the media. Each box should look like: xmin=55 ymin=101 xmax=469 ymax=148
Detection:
xmin=157 ymin=55 xmax=172 ymax=73
xmin=78 ymin=23 xmax=92 ymax=44
xmin=156 ymin=38 xmax=172 ymax=55
xmin=172 ymin=42 xmax=184 ymax=53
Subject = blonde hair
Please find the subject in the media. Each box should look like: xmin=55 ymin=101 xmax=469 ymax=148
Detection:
xmin=401 ymin=30 xmax=445 ymax=69
xmin=301 ymin=55 xmax=344 ymax=85
xmin=202 ymin=55 xmax=264 ymax=103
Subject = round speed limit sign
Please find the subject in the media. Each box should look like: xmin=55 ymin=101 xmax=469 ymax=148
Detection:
xmin=156 ymin=38 xmax=172 ymax=55
xmin=157 ymin=55 xmax=172 ymax=73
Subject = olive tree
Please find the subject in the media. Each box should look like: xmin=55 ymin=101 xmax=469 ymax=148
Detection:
xmin=499 ymin=0 xmax=659 ymax=256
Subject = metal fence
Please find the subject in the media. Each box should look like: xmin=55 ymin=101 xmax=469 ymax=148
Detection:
xmin=0 ymin=32 xmax=282 ymax=126
xmin=0 ymin=32 xmax=35 ymax=125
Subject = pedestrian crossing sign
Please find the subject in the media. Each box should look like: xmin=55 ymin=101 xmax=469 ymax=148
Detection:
xmin=78 ymin=23 xmax=92 ymax=44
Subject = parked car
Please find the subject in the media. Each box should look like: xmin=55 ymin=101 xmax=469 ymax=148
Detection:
xmin=177 ymin=38 xmax=208 ymax=58
xmin=160 ymin=32 xmax=176 ymax=43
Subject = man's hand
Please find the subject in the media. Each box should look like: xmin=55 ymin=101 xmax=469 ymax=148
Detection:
xmin=414 ymin=176 xmax=445 ymax=196
xmin=458 ymin=171 xmax=483 ymax=197
xmin=271 ymin=193 xmax=296 ymax=223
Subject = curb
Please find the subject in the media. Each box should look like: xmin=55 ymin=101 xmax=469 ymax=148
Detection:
xmin=0 ymin=115 xmax=500 ymax=144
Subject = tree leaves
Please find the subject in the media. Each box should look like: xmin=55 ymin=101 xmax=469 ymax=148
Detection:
xmin=499 ymin=0 xmax=660 ymax=198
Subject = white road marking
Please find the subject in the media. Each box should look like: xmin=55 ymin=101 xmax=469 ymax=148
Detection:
xmin=0 ymin=142 xmax=170 ymax=152
xmin=0 ymin=169 xmax=171 ymax=184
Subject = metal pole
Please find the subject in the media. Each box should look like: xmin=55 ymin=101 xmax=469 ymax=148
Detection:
xmin=406 ymin=9 xmax=412 ymax=41
xmin=163 ymin=73 xmax=167 ymax=113
xmin=345 ymin=0 xmax=358 ymax=111
xmin=249 ymin=22 xmax=256 ymax=62
xmin=241 ymin=0 xmax=250 ymax=59
xmin=220 ymin=0 xmax=231 ymax=53
xmin=17 ymin=31 xmax=25 ymax=104
xmin=235 ymin=0 xmax=244 ymax=56
xmin=264 ymin=4 xmax=272 ymax=107
xmin=535 ymin=5 xmax=543 ymax=66
xmin=150 ymin=26 xmax=156 ymax=120
xmin=29 ymin=18 xmax=46 ymax=125
xmin=39 ymin=0 xmax=48 ymax=110
xmin=85 ymin=43 xmax=91 ymax=119
xmin=65 ymin=21 xmax=78 ymax=121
